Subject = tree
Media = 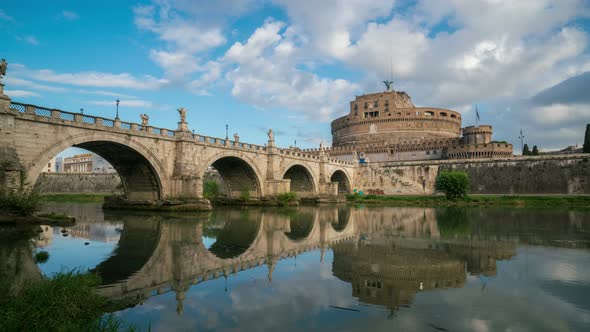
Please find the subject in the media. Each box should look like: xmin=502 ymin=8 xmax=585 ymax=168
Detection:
xmin=435 ymin=171 xmax=470 ymax=200
xmin=532 ymin=145 xmax=539 ymax=155
xmin=523 ymin=144 xmax=530 ymax=156
xmin=584 ymin=124 xmax=590 ymax=153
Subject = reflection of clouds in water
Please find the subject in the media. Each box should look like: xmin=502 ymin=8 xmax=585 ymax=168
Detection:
xmin=470 ymin=319 xmax=490 ymax=332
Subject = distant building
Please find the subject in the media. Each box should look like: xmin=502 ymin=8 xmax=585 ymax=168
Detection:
xmin=62 ymin=153 xmax=116 ymax=174
xmin=41 ymin=156 xmax=56 ymax=173
xmin=544 ymin=145 xmax=583 ymax=155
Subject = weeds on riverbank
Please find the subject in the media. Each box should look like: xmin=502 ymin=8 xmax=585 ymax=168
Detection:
xmin=277 ymin=192 xmax=298 ymax=206
xmin=346 ymin=193 xmax=590 ymax=207
xmin=0 ymin=185 xmax=41 ymax=217
xmin=0 ymin=271 xmax=137 ymax=332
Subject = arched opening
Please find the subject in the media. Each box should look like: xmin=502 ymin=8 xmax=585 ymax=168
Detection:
xmin=330 ymin=170 xmax=351 ymax=194
xmin=92 ymin=212 xmax=162 ymax=284
xmin=285 ymin=209 xmax=315 ymax=240
xmin=331 ymin=207 xmax=351 ymax=232
xmin=283 ymin=165 xmax=315 ymax=197
xmin=204 ymin=156 xmax=261 ymax=199
xmin=204 ymin=208 xmax=261 ymax=259
xmin=33 ymin=141 xmax=162 ymax=201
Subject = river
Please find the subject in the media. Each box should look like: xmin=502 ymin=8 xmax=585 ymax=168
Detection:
xmin=2 ymin=203 xmax=590 ymax=331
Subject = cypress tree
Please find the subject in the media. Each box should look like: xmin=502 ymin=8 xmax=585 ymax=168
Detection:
xmin=584 ymin=124 xmax=590 ymax=153
xmin=523 ymin=144 xmax=530 ymax=156
xmin=532 ymin=145 xmax=539 ymax=155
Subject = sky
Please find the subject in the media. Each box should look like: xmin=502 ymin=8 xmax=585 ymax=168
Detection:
xmin=1 ymin=0 xmax=590 ymax=154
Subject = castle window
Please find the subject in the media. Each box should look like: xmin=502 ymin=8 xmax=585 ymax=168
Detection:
xmin=425 ymin=111 xmax=434 ymax=116
xmin=384 ymin=107 xmax=389 ymax=112
xmin=364 ymin=111 xmax=379 ymax=118
xmin=384 ymin=100 xmax=389 ymax=106
xmin=440 ymin=112 xmax=447 ymax=117
xmin=397 ymin=112 xmax=402 ymax=115
xmin=451 ymin=114 xmax=457 ymax=118
xmin=354 ymin=104 xmax=358 ymax=111
xmin=374 ymin=101 xmax=378 ymax=107
xmin=364 ymin=102 xmax=368 ymax=109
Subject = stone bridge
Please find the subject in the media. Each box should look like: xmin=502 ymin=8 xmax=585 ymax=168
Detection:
xmin=0 ymin=86 xmax=356 ymax=203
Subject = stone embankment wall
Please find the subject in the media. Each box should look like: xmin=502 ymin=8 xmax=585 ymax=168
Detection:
xmin=356 ymin=155 xmax=590 ymax=195
xmin=35 ymin=173 xmax=122 ymax=194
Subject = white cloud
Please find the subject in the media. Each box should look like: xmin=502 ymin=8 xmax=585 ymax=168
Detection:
xmin=0 ymin=9 xmax=14 ymax=21
xmin=3 ymin=76 xmax=69 ymax=92
xmin=61 ymin=10 xmax=79 ymax=20
xmin=4 ymin=90 xmax=41 ymax=98
xmin=16 ymin=35 xmax=39 ymax=46
xmin=89 ymin=100 xmax=154 ymax=108
xmin=224 ymin=21 xmax=360 ymax=121
xmin=76 ymin=89 xmax=138 ymax=99
xmin=30 ymin=69 xmax=168 ymax=90
xmin=134 ymin=3 xmax=226 ymax=81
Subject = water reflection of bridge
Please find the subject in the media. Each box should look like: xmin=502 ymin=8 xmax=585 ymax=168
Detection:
xmin=4 ymin=205 xmax=589 ymax=315
xmin=95 ymin=206 xmax=357 ymax=312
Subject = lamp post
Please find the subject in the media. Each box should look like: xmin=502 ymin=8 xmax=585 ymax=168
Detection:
xmin=225 ymin=124 xmax=228 ymax=140
xmin=115 ymin=99 xmax=120 ymax=120
xmin=80 ymin=108 xmax=84 ymax=114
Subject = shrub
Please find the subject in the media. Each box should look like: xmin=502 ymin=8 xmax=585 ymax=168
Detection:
xmin=34 ymin=251 xmax=50 ymax=264
xmin=0 ymin=185 xmax=41 ymax=217
xmin=240 ymin=186 xmax=251 ymax=201
xmin=435 ymin=171 xmax=470 ymax=200
xmin=277 ymin=192 xmax=297 ymax=206
xmin=203 ymin=180 xmax=220 ymax=199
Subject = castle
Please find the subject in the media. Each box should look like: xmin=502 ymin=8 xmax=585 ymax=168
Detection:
xmin=303 ymin=83 xmax=513 ymax=162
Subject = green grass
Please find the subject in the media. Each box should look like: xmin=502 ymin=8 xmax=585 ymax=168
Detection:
xmin=346 ymin=194 xmax=590 ymax=207
xmin=0 ymin=271 xmax=138 ymax=332
xmin=41 ymin=193 xmax=110 ymax=203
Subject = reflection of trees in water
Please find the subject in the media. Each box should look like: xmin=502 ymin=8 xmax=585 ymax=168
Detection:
xmin=0 ymin=235 xmax=42 ymax=296
xmin=206 ymin=209 xmax=261 ymax=259
xmin=436 ymin=207 xmax=471 ymax=237
xmin=284 ymin=210 xmax=314 ymax=240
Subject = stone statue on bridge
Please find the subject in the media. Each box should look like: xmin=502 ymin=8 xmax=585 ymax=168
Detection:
xmin=267 ymin=129 xmax=274 ymax=142
xmin=0 ymin=59 xmax=7 ymax=79
xmin=233 ymin=133 xmax=239 ymax=142
xmin=140 ymin=114 xmax=149 ymax=127
xmin=383 ymin=80 xmax=393 ymax=91
xmin=178 ymin=107 xmax=187 ymax=123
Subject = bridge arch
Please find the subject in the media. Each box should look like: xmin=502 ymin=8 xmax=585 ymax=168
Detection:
xmin=28 ymin=133 xmax=167 ymax=200
xmin=330 ymin=169 xmax=351 ymax=194
xmin=282 ymin=163 xmax=317 ymax=197
xmin=200 ymin=152 xmax=263 ymax=199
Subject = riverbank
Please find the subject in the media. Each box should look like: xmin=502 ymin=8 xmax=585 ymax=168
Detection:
xmin=41 ymin=193 xmax=110 ymax=203
xmin=346 ymin=194 xmax=590 ymax=207
xmin=0 ymin=271 xmax=136 ymax=331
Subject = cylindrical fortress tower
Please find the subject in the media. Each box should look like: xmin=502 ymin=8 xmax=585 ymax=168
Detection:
xmin=331 ymin=90 xmax=462 ymax=147
xmin=462 ymin=125 xmax=493 ymax=145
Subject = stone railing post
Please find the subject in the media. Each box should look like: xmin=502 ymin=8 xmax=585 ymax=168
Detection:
xmin=95 ymin=118 xmax=103 ymax=126
xmin=74 ymin=114 xmax=83 ymax=122
xmin=131 ymin=123 xmax=138 ymax=131
xmin=161 ymin=129 xmax=168 ymax=136
xmin=114 ymin=118 xmax=121 ymax=128
xmin=51 ymin=110 xmax=61 ymax=119
xmin=25 ymin=105 xmax=35 ymax=114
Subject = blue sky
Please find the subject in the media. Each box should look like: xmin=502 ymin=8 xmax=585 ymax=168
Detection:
xmin=2 ymin=0 xmax=590 ymax=155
